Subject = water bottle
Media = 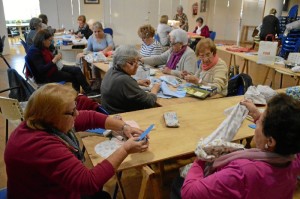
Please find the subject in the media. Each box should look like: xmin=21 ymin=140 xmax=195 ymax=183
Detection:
xmin=235 ymin=65 xmax=240 ymax=75
xmin=229 ymin=66 xmax=234 ymax=79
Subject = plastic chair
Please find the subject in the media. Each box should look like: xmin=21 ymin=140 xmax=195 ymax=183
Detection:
xmin=0 ymin=93 xmax=24 ymax=144
xmin=20 ymin=38 xmax=29 ymax=54
xmin=209 ymin=31 xmax=216 ymax=41
xmin=0 ymin=187 xmax=7 ymax=199
xmin=103 ymin=28 xmax=113 ymax=37
xmin=288 ymin=5 xmax=298 ymax=19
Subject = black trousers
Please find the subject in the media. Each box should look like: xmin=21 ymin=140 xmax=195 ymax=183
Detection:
xmin=49 ymin=66 xmax=91 ymax=93
xmin=190 ymin=39 xmax=200 ymax=51
xmin=170 ymin=175 xmax=185 ymax=199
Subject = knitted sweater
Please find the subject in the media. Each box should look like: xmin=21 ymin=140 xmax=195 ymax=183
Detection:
xmin=143 ymin=47 xmax=197 ymax=77
xmin=195 ymin=58 xmax=228 ymax=96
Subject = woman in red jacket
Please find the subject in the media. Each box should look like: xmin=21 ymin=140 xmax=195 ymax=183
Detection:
xmin=190 ymin=17 xmax=210 ymax=50
xmin=5 ymin=83 xmax=149 ymax=199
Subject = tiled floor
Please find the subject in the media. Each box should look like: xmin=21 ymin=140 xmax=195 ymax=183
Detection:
xmin=0 ymin=40 xmax=300 ymax=198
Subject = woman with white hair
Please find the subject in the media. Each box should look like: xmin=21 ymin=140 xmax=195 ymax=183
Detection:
xmin=26 ymin=17 xmax=43 ymax=48
xmin=101 ymin=45 xmax=161 ymax=114
xmin=141 ymin=29 xmax=197 ymax=77
xmin=174 ymin=5 xmax=189 ymax=31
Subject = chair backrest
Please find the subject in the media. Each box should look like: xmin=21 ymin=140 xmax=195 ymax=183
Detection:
xmin=0 ymin=187 xmax=7 ymax=199
xmin=103 ymin=28 xmax=113 ymax=37
xmin=0 ymin=96 xmax=24 ymax=121
xmin=288 ymin=5 xmax=298 ymax=19
xmin=20 ymin=38 xmax=29 ymax=54
xmin=209 ymin=31 xmax=216 ymax=41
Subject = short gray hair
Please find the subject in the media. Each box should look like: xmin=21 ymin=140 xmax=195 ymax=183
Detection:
xmin=113 ymin=45 xmax=139 ymax=70
xmin=30 ymin=17 xmax=42 ymax=30
xmin=177 ymin=5 xmax=183 ymax=11
xmin=169 ymin=29 xmax=188 ymax=45
xmin=92 ymin=21 xmax=103 ymax=30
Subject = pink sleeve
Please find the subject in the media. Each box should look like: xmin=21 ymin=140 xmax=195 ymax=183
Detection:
xmin=181 ymin=160 xmax=246 ymax=199
xmin=74 ymin=110 xmax=108 ymax=131
xmin=292 ymin=153 xmax=300 ymax=175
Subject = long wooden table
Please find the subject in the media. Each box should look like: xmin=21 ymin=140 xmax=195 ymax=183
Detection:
xmin=92 ymin=62 xmax=216 ymax=106
xmin=82 ymin=95 xmax=254 ymax=197
xmin=217 ymin=45 xmax=300 ymax=88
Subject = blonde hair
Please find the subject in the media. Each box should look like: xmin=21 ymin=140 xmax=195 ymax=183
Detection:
xmin=195 ymin=38 xmax=217 ymax=56
xmin=24 ymin=83 xmax=77 ymax=130
xmin=160 ymin=15 xmax=169 ymax=24
xmin=270 ymin=8 xmax=277 ymax=15
xmin=77 ymin=15 xmax=86 ymax=23
xmin=137 ymin=24 xmax=155 ymax=39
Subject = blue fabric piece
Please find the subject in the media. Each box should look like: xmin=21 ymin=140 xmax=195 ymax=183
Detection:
xmin=157 ymin=91 xmax=172 ymax=98
xmin=160 ymin=75 xmax=179 ymax=86
xmin=86 ymin=128 xmax=106 ymax=134
xmin=161 ymin=82 xmax=186 ymax=98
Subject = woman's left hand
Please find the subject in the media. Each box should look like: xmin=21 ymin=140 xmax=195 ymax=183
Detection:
xmin=123 ymin=125 xmax=143 ymax=138
xmin=162 ymin=67 xmax=171 ymax=74
xmin=138 ymin=79 xmax=150 ymax=87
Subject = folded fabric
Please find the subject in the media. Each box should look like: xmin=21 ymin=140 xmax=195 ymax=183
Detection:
xmin=160 ymin=81 xmax=186 ymax=98
xmin=291 ymin=66 xmax=300 ymax=72
xmin=157 ymin=91 xmax=172 ymax=99
xmin=244 ymin=86 xmax=267 ymax=104
xmin=160 ymin=75 xmax=179 ymax=86
xmin=226 ymin=46 xmax=253 ymax=53
xmin=245 ymin=85 xmax=277 ymax=104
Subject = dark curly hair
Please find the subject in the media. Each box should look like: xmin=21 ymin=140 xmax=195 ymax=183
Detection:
xmin=263 ymin=93 xmax=300 ymax=155
xmin=33 ymin=29 xmax=53 ymax=50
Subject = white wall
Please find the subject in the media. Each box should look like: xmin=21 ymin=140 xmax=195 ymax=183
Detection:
xmin=0 ymin=0 xmax=9 ymax=55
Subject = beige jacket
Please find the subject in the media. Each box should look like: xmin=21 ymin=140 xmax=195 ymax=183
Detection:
xmin=195 ymin=58 xmax=228 ymax=96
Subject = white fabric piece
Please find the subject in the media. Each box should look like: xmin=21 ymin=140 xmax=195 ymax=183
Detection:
xmin=256 ymin=85 xmax=277 ymax=102
xmin=244 ymin=86 xmax=267 ymax=105
xmin=180 ymin=103 xmax=248 ymax=178
xmin=292 ymin=66 xmax=300 ymax=72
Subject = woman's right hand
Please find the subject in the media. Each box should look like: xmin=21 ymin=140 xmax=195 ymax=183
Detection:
xmin=52 ymin=53 xmax=62 ymax=63
xmin=151 ymin=83 xmax=161 ymax=94
xmin=122 ymin=137 xmax=149 ymax=154
xmin=240 ymin=99 xmax=261 ymax=121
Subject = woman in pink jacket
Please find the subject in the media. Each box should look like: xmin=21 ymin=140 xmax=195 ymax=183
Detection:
xmin=181 ymin=93 xmax=300 ymax=199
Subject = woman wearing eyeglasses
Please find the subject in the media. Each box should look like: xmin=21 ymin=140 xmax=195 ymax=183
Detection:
xmin=183 ymin=38 xmax=228 ymax=96
xmin=141 ymin=29 xmax=197 ymax=78
xmin=101 ymin=45 xmax=161 ymax=114
xmin=5 ymin=83 xmax=149 ymax=199
xmin=138 ymin=24 xmax=162 ymax=57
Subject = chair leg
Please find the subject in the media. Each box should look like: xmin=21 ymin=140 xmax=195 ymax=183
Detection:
xmin=6 ymin=119 xmax=9 ymax=144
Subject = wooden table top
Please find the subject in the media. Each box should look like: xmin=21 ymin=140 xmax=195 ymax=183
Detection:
xmin=216 ymin=45 xmax=300 ymax=77
xmin=82 ymin=95 xmax=255 ymax=171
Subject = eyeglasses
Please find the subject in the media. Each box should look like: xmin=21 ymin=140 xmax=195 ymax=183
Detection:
xmin=64 ymin=102 xmax=77 ymax=117
xmin=127 ymin=60 xmax=139 ymax=66
xmin=198 ymin=52 xmax=213 ymax=59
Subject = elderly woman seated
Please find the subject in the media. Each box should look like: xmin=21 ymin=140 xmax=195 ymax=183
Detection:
xmin=101 ymin=45 xmax=161 ymax=114
xmin=183 ymin=38 xmax=228 ymax=96
xmin=141 ymin=29 xmax=197 ymax=78
xmin=138 ymin=24 xmax=162 ymax=57
xmin=181 ymin=94 xmax=300 ymax=199
xmin=5 ymin=83 xmax=149 ymax=199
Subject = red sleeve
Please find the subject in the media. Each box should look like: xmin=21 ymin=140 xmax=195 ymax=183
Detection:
xmin=37 ymin=136 xmax=115 ymax=194
xmin=74 ymin=110 xmax=108 ymax=131
xmin=200 ymin=26 xmax=210 ymax=38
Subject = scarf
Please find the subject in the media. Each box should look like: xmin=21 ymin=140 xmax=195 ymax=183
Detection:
xmin=196 ymin=24 xmax=205 ymax=35
xmin=46 ymin=126 xmax=85 ymax=162
xmin=210 ymin=148 xmax=295 ymax=174
xmin=41 ymin=48 xmax=57 ymax=77
xmin=167 ymin=46 xmax=187 ymax=70
xmin=202 ymin=54 xmax=219 ymax=71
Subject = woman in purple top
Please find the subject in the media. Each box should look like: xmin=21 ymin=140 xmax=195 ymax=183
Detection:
xmin=180 ymin=93 xmax=300 ymax=199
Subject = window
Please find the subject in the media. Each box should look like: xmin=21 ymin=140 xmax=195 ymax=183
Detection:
xmin=3 ymin=0 xmax=40 ymax=22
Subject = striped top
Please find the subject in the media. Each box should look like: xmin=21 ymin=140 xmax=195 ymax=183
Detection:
xmin=140 ymin=40 xmax=162 ymax=57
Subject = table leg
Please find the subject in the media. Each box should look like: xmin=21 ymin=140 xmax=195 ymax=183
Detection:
xmin=241 ymin=59 xmax=248 ymax=74
xmin=271 ymin=70 xmax=277 ymax=89
xmin=262 ymin=67 xmax=271 ymax=85
xmin=113 ymin=171 xmax=126 ymax=199
xmin=138 ymin=166 xmax=161 ymax=199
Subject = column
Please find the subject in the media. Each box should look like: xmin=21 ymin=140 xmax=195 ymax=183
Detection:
xmin=0 ymin=0 xmax=10 ymax=55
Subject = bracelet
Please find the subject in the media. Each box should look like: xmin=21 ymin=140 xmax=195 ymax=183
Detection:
xmin=121 ymin=123 xmax=130 ymax=132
